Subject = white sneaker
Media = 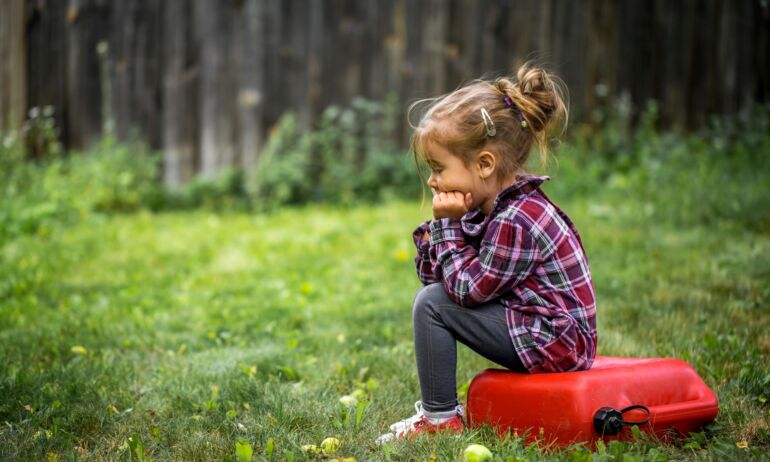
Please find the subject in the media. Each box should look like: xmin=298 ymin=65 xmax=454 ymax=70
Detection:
xmin=375 ymin=400 xmax=465 ymax=445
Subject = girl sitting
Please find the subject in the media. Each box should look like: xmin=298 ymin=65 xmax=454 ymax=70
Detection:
xmin=377 ymin=64 xmax=597 ymax=443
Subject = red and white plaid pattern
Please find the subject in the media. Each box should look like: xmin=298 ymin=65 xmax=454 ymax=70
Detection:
xmin=412 ymin=175 xmax=597 ymax=373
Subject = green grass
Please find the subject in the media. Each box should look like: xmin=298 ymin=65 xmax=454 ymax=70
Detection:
xmin=1 ymin=175 xmax=768 ymax=461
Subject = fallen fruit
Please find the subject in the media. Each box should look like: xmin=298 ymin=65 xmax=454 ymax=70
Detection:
xmin=463 ymin=443 xmax=493 ymax=462
xmin=320 ymin=437 xmax=341 ymax=454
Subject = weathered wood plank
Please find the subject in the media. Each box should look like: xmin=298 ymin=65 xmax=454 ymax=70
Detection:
xmin=195 ymin=0 xmax=236 ymax=178
xmin=0 ymin=0 xmax=27 ymax=133
xmin=162 ymin=0 xmax=198 ymax=187
xmin=236 ymin=0 xmax=266 ymax=175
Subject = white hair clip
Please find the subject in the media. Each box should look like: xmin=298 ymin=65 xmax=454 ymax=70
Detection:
xmin=480 ymin=108 xmax=496 ymax=137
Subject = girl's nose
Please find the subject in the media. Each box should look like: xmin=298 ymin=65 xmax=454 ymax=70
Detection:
xmin=427 ymin=173 xmax=437 ymax=190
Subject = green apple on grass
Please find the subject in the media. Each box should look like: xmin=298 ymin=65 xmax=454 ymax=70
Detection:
xmin=463 ymin=443 xmax=493 ymax=462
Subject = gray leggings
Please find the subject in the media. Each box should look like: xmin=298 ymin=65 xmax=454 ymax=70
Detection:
xmin=413 ymin=283 xmax=526 ymax=414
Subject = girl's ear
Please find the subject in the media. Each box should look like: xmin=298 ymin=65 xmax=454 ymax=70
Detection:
xmin=476 ymin=151 xmax=496 ymax=179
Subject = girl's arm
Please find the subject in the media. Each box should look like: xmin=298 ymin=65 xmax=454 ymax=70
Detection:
xmin=412 ymin=220 xmax=439 ymax=285
xmin=429 ymin=213 xmax=540 ymax=306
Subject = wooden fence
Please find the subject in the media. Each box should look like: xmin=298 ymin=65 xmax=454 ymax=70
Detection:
xmin=1 ymin=0 xmax=768 ymax=186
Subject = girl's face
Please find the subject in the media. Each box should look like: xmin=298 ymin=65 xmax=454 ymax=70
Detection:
xmin=424 ymin=140 xmax=484 ymax=204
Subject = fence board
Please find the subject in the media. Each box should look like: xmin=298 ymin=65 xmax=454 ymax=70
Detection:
xmin=0 ymin=0 xmax=26 ymax=133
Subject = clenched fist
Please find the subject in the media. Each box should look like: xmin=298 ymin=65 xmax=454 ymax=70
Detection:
xmin=432 ymin=190 xmax=473 ymax=220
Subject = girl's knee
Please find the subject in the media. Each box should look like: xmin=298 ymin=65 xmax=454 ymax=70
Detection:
xmin=412 ymin=283 xmax=448 ymax=320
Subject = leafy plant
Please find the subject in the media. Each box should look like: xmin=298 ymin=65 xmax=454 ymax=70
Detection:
xmin=0 ymin=132 xmax=162 ymax=243
xmin=127 ymin=433 xmax=152 ymax=462
xmin=235 ymin=438 xmax=253 ymax=462
xmin=22 ymin=106 xmax=62 ymax=161
xmin=247 ymin=95 xmax=419 ymax=210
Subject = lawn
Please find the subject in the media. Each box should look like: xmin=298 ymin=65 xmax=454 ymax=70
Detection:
xmin=1 ymin=172 xmax=768 ymax=460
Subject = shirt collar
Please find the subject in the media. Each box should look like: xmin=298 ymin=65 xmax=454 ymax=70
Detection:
xmin=492 ymin=174 xmax=550 ymax=210
xmin=460 ymin=174 xmax=550 ymax=236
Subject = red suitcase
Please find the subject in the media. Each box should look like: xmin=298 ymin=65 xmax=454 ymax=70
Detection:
xmin=466 ymin=356 xmax=719 ymax=447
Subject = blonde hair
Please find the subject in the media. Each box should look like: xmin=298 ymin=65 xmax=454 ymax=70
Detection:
xmin=409 ymin=63 xmax=569 ymax=188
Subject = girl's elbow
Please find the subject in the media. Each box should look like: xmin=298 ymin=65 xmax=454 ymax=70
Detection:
xmin=443 ymin=282 xmax=484 ymax=307
xmin=422 ymin=276 xmax=438 ymax=286
xmin=418 ymin=273 xmax=436 ymax=285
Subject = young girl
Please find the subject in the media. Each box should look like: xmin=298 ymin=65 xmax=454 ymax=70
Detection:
xmin=376 ymin=65 xmax=597 ymax=444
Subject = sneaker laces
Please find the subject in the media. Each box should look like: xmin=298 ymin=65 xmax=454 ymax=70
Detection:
xmin=388 ymin=400 xmax=425 ymax=433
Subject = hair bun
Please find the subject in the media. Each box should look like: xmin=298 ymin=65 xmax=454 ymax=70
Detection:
xmin=516 ymin=66 xmax=549 ymax=95
xmin=511 ymin=64 xmax=568 ymax=133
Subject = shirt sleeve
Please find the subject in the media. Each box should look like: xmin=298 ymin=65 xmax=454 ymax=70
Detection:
xmin=429 ymin=214 xmax=540 ymax=306
xmin=412 ymin=220 xmax=439 ymax=285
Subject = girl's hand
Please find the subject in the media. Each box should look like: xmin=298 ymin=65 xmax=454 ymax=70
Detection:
xmin=432 ymin=191 xmax=473 ymax=220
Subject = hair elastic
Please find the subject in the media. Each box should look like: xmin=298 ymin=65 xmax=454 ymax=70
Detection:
xmin=480 ymin=108 xmax=496 ymax=137
xmin=503 ymin=95 xmax=528 ymax=129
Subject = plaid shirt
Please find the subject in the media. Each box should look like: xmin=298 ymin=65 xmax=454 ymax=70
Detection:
xmin=412 ymin=175 xmax=597 ymax=373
